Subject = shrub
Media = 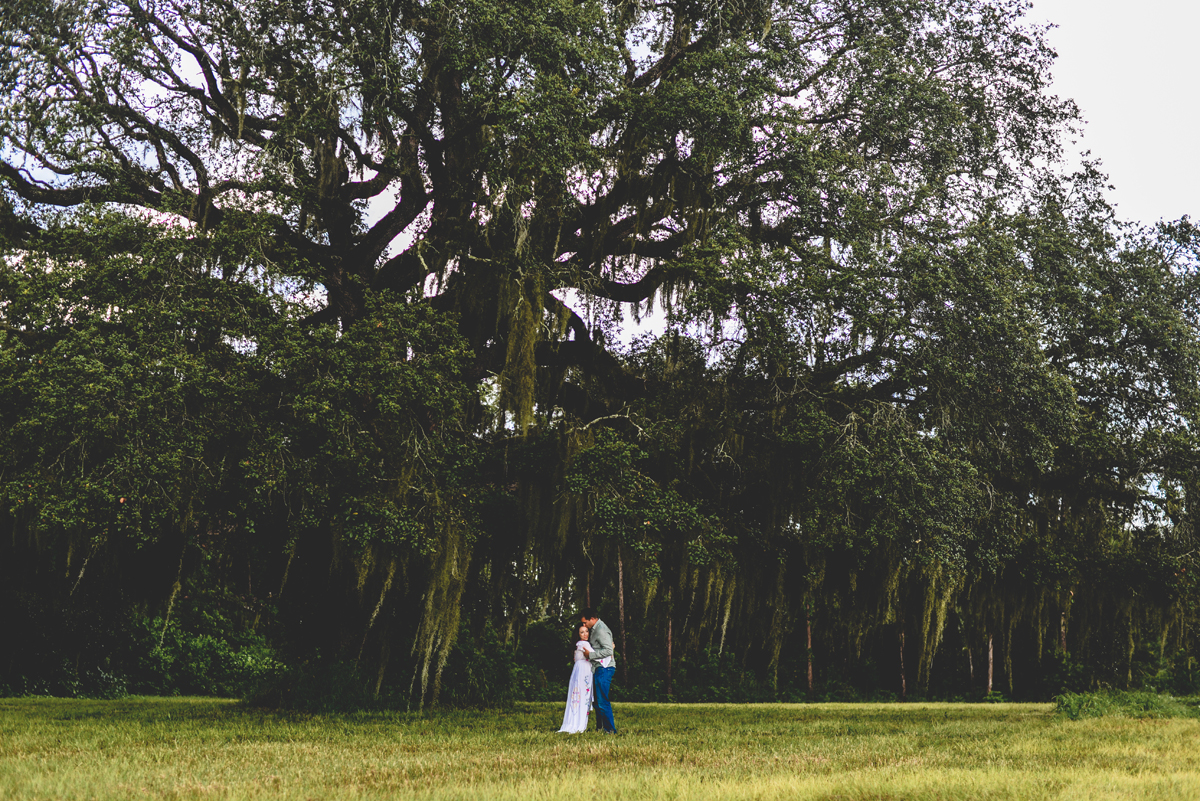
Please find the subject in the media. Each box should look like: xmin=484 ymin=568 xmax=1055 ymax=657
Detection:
xmin=243 ymin=659 xmax=377 ymax=712
xmin=1053 ymin=690 xmax=1200 ymax=720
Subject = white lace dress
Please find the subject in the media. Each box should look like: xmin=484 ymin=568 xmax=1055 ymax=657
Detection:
xmin=557 ymin=640 xmax=594 ymax=733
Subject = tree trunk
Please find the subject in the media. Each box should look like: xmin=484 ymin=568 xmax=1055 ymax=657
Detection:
xmin=618 ymin=548 xmax=628 ymax=685
xmin=898 ymin=625 xmax=907 ymax=700
xmin=987 ymin=633 xmax=994 ymax=694
xmin=718 ymin=579 xmax=734 ymax=657
xmin=666 ymin=609 xmax=674 ymax=699
xmin=806 ymin=606 xmax=814 ymax=695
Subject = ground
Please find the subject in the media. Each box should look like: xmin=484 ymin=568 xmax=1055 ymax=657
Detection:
xmin=1 ymin=698 xmax=1196 ymax=799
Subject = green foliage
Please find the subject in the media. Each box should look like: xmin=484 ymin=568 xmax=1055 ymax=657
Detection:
xmin=251 ymin=290 xmax=474 ymax=554
xmin=130 ymin=614 xmax=283 ymax=698
xmin=656 ymin=648 xmax=777 ymax=703
xmin=0 ymin=594 xmax=281 ymax=700
xmin=437 ymin=623 xmax=527 ymax=708
xmin=2 ymin=0 xmax=1200 ymax=708
xmin=244 ymin=660 xmax=382 ymax=713
xmin=1054 ymin=690 xmax=1200 ymax=720
xmin=567 ymin=429 xmax=724 ymax=572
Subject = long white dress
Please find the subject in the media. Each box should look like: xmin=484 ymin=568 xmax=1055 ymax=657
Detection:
xmin=557 ymin=640 xmax=594 ymax=733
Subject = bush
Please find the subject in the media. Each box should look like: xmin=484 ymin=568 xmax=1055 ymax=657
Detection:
xmin=670 ymin=649 xmax=777 ymax=703
xmin=437 ymin=623 xmax=521 ymax=708
xmin=244 ymin=620 xmax=564 ymax=712
xmin=0 ymin=586 xmax=284 ymax=700
xmin=1150 ymin=651 xmax=1200 ymax=696
xmin=129 ymin=616 xmax=283 ymax=697
xmin=243 ymin=659 xmax=377 ymax=712
xmin=1053 ymin=690 xmax=1200 ymax=720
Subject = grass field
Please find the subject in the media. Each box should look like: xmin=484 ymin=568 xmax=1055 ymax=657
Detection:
xmin=2 ymin=698 xmax=1198 ymax=800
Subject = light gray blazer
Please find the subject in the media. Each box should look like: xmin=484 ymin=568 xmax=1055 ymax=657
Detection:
xmin=588 ymin=619 xmax=616 ymax=671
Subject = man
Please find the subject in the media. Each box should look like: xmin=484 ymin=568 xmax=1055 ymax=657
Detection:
xmin=580 ymin=607 xmax=617 ymax=734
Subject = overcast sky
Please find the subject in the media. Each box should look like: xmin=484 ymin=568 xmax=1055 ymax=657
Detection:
xmin=1030 ymin=0 xmax=1200 ymax=226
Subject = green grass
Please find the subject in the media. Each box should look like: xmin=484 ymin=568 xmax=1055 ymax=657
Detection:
xmin=2 ymin=698 xmax=1198 ymax=799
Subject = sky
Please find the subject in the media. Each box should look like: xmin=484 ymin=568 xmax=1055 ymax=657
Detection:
xmin=1029 ymin=0 xmax=1200 ymax=226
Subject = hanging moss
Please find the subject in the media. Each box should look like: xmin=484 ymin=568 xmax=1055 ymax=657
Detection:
xmin=357 ymin=556 xmax=397 ymax=664
xmin=408 ymin=518 xmax=473 ymax=711
xmin=914 ymin=561 xmax=965 ymax=692
xmin=497 ymin=272 xmax=544 ymax=433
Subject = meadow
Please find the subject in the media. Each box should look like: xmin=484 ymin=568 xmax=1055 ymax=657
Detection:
xmin=1 ymin=698 xmax=1197 ymax=800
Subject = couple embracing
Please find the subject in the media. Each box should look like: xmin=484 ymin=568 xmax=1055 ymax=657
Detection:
xmin=557 ymin=607 xmax=618 ymax=734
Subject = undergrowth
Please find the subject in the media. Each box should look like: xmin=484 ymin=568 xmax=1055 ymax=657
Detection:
xmin=1053 ymin=689 xmax=1200 ymax=720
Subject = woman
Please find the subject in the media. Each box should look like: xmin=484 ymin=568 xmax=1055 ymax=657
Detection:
xmin=557 ymin=623 xmax=595 ymax=733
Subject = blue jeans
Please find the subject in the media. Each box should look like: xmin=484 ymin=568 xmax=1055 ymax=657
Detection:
xmin=593 ymin=666 xmax=616 ymax=732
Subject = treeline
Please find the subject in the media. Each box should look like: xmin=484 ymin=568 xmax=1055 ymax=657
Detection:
xmin=3 ymin=220 xmax=1198 ymax=704
xmin=2 ymin=0 xmax=1200 ymax=706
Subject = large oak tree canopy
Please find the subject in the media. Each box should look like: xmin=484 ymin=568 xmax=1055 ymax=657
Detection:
xmin=2 ymin=0 xmax=1074 ymax=418
xmin=3 ymin=0 xmax=1200 ymax=705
